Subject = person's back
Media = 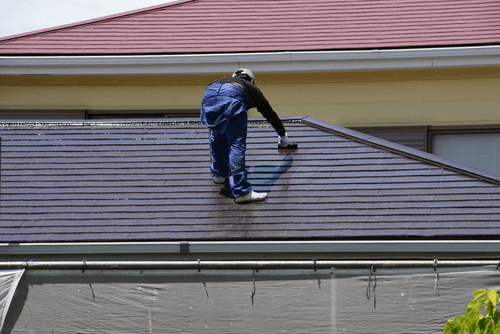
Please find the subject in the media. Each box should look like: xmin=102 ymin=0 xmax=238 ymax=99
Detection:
xmin=200 ymin=68 xmax=295 ymax=204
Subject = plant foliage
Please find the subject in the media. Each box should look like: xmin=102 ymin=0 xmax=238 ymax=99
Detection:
xmin=444 ymin=289 xmax=500 ymax=334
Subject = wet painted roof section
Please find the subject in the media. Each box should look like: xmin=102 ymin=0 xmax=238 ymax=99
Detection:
xmin=1 ymin=117 xmax=500 ymax=243
xmin=1 ymin=0 xmax=500 ymax=55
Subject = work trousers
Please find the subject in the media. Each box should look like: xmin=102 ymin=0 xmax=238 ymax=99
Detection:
xmin=209 ymin=113 xmax=252 ymax=198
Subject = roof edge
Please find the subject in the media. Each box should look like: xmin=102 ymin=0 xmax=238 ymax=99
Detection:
xmin=302 ymin=117 xmax=500 ymax=186
xmin=2 ymin=46 xmax=500 ymax=75
xmin=0 ymin=0 xmax=195 ymax=42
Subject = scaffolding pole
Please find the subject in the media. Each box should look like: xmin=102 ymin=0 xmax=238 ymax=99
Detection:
xmin=1 ymin=259 xmax=499 ymax=270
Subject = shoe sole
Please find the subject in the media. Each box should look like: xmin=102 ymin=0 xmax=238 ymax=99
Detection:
xmin=235 ymin=194 xmax=268 ymax=204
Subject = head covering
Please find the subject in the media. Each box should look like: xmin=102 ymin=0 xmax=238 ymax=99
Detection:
xmin=232 ymin=68 xmax=255 ymax=83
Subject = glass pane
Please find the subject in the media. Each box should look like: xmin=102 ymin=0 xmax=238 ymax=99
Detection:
xmin=432 ymin=133 xmax=500 ymax=175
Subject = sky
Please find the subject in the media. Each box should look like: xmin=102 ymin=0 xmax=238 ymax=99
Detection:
xmin=0 ymin=0 xmax=178 ymax=39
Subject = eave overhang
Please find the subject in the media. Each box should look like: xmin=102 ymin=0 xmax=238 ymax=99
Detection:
xmin=1 ymin=46 xmax=500 ymax=75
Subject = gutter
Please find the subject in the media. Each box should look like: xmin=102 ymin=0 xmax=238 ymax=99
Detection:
xmin=2 ymin=240 xmax=500 ymax=260
xmin=1 ymin=45 xmax=500 ymax=75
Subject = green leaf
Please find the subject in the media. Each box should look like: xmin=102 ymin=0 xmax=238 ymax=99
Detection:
xmin=444 ymin=320 xmax=466 ymax=334
xmin=493 ymin=309 xmax=500 ymax=324
xmin=455 ymin=315 xmax=468 ymax=329
xmin=487 ymin=302 xmax=494 ymax=317
xmin=464 ymin=300 xmax=487 ymax=332
xmin=488 ymin=290 xmax=499 ymax=307
xmin=474 ymin=289 xmax=488 ymax=301
xmin=444 ymin=289 xmax=500 ymax=334
xmin=479 ymin=318 xmax=495 ymax=334
xmin=479 ymin=317 xmax=493 ymax=330
xmin=466 ymin=299 xmax=484 ymax=319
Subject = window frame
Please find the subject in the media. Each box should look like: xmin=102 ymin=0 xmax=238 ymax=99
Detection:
xmin=0 ymin=109 xmax=200 ymax=120
xmin=351 ymin=125 xmax=500 ymax=155
xmin=426 ymin=125 xmax=500 ymax=153
xmin=84 ymin=109 xmax=199 ymax=119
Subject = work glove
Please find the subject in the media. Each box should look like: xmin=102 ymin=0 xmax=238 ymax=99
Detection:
xmin=278 ymin=133 xmax=298 ymax=149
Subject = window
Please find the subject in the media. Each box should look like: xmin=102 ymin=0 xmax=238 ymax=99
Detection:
xmin=0 ymin=110 xmax=199 ymax=120
xmin=85 ymin=110 xmax=199 ymax=119
xmin=352 ymin=125 xmax=500 ymax=175
xmin=0 ymin=110 xmax=84 ymax=119
xmin=349 ymin=126 xmax=427 ymax=151
xmin=431 ymin=130 xmax=500 ymax=175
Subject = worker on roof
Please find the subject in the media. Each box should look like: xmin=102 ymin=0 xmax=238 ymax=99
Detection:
xmin=200 ymin=68 xmax=294 ymax=203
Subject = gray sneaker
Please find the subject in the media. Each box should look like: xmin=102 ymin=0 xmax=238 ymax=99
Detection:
xmin=213 ymin=176 xmax=226 ymax=184
xmin=235 ymin=191 xmax=268 ymax=204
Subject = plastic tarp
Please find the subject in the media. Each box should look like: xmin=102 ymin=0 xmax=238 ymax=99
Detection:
xmin=0 ymin=270 xmax=24 ymax=333
xmin=3 ymin=268 xmax=500 ymax=333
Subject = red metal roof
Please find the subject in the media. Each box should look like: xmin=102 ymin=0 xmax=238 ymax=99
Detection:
xmin=1 ymin=0 xmax=500 ymax=55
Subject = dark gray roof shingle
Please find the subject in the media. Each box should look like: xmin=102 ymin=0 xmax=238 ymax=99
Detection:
xmin=1 ymin=117 xmax=499 ymax=242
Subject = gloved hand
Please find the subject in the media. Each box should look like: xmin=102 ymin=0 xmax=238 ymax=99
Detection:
xmin=278 ymin=133 xmax=298 ymax=149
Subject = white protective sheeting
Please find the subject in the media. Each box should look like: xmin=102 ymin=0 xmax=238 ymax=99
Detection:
xmin=3 ymin=268 xmax=500 ymax=333
xmin=0 ymin=269 xmax=24 ymax=332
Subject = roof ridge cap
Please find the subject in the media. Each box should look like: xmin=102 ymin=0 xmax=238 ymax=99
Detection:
xmin=301 ymin=116 xmax=500 ymax=186
xmin=0 ymin=0 xmax=196 ymax=42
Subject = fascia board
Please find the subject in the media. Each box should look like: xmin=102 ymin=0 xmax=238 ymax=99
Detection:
xmin=1 ymin=46 xmax=500 ymax=75
xmin=2 ymin=240 xmax=500 ymax=259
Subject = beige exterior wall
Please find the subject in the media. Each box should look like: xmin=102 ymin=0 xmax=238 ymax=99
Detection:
xmin=1 ymin=67 xmax=499 ymax=127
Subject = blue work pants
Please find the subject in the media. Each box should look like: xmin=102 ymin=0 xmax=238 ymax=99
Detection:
xmin=209 ymin=113 xmax=252 ymax=198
